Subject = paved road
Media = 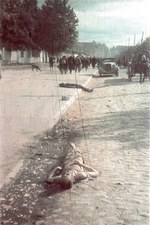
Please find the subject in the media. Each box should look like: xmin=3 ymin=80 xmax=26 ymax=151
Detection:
xmin=42 ymin=68 xmax=149 ymax=225
xmin=0 ymin=64 xmax=97 ymax=188
xmin=0 ymin=68 xmax=149 ymax=225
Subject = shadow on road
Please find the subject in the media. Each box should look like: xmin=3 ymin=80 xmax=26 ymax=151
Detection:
xmin=74 ymin=108 xmax=149 ymax=150
xmin=94 ymin=77 xmax=150 ymax=88
xmin=92 ymin=74 xmax=115 ymax=78
xmin=81 ymin=91 xmax=150 ymax=101
xmin=41 ymin=183 xmax=66 ymax=197
xmin=96 ymin=78 xmax=130 ymax=88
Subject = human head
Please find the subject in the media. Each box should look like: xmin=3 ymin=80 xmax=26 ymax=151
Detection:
xmin=60 ymin=175 xmax=73 ymax=189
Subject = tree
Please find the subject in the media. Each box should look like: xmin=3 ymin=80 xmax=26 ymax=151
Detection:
xmin=136 ymin=37 xmax=150 ymax=57
xmin=37 ymin=0 xmax=78 ymax=54
xmin=0 ymin=0 xmax=78 ymax=54
xmin=119 ymin=37 xmax=150 ymax=62
xmin=0 ymin=0 xmax=39 ymax=50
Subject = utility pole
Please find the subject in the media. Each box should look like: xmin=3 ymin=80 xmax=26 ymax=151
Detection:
xmin=128 ymin=38 xmax=130 ymax=47
xmin=134 ymin=34 xmax=136 ymax=46
xmin=141 ymin=31 xmax=144 ymax=43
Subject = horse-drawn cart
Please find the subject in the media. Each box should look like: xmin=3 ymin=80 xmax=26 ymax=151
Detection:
xmin=127 ymin=53 xmax=150 ymax=83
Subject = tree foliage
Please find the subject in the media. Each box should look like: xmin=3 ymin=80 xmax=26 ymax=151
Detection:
xmin=135 ymin=37 xmax=150 ymax=56
xmin=0 ymin=0 xmax=39 ymax=50
xmin=38 ymin=0 xmax=78 ymax=54
xmin=118 ymin=37 xmax=150 ymax=62
xmin=0 ymin=0 xmax=79 ymax=53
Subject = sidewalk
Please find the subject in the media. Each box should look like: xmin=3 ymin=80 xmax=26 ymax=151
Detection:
xmin=0 ymin=68 xmax=149 ymax=225
xmin=0 ymin=64 xmax=97 ymax=190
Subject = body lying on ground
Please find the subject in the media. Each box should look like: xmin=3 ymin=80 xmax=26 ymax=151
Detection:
xmin=59 ymin=83 xmax=93 ymax=92
xmin=45 ymin=143 xmax=99 ymax=189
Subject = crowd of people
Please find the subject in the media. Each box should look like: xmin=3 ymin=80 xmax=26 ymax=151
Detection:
xmin=53 ymin=55 xmax=98 ymax=74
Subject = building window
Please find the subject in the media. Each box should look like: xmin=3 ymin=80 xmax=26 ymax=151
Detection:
xmin=27 ymin=51 xmax=30 ymax=58
xmin=20 ymin=51 xmax=24 ymax=58
xmin=32 ymin=50 xmax=40 ymax=57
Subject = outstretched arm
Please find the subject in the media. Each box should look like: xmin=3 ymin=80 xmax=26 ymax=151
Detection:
xmin=76 ymin=162 xmax=99 ymax=178
xmin=46 ymin=166 xmax=62 ymax=184
xmin=48 ymin=166 xmax=62 ymax=178
xmin=69 ymin=142 xmax=76 ymax=153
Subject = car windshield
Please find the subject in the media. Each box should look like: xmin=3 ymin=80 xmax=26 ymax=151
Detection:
xmin=102 ymin=58 xmax=116 ymax=63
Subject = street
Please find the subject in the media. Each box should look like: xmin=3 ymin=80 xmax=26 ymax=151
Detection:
xmin=0 ymin=67 xmax=149 ymax=225
xmin=0 ymin=64 xmax=95 ymax=188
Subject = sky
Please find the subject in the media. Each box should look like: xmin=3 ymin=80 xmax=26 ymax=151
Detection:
xmin=38 ymin=0 xmax=150 ymax=47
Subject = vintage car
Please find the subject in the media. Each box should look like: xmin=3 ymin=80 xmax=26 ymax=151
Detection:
xmin=98 ymin=58 xmax=119 ymax=76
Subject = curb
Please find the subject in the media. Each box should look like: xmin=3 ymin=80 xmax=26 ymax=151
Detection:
xmin=0 ymin=70 xmax=97 ymax=191
xmin=0 ymin=160 xmax=24 ymax=191
xmin=52 ymin=73 xmax=93 ymax=127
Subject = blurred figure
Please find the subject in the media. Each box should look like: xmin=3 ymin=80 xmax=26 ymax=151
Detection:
xmin=49 ymin=56 xmax=55 ymax=70
xmin=91 ymin=56 xmax=97 ymax=69
xmin=74 ymin=56 xmax=81 ymax=73
xmin=59 ymin=56 xmax=68 ymax=74
xmin=68 ymin=55 xmax=75 ymax=74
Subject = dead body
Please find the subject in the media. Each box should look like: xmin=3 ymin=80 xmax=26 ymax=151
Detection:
xmin=59 ymin=83 xmax=93 ymax=92
xmin=46 ymin=143 xmax=99 ymax=189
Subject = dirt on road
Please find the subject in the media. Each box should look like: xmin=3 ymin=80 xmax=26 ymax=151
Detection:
xmin=0 ymin=68 xmax=149 ymax=225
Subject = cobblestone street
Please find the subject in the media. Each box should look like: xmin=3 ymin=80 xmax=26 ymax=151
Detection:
xmin=0 ymin=69 xmax=149 ymax=225
xmin=63 ymin=71 xmax=149 ymax=225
